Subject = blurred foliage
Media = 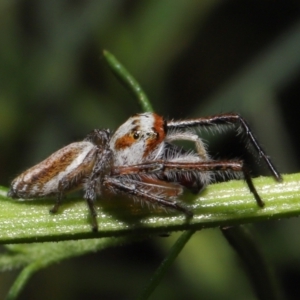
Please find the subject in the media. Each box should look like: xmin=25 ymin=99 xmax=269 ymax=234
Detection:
xmin=1 ymin=0 xmax=300 ymax=299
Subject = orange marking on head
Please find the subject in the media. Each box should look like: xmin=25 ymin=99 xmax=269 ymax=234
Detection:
xmin=114 ymin=134 xmax=136 ymax=150
xmin=143 ymin=114 xmax=166 ymax=158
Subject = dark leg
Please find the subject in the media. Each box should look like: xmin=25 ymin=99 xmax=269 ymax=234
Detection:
xmin=84 ymin=178 xmax=99 ymax=232
xmin=242 ymin=165 xmax=264 ymax=207
xmin=103 ymin=177 xmax=193 ymax=217
xmin=49 ymin=192 xmax=63 ymax=214
xmin=112 ymin=162 xmax=164 ymax=176
xmin=167 ymin=113 xmax=282 ymax=182
xmin=109 ymin=160 xmax=265 ymax=207
xmin=86 ymin=198 xmax=98 ymax=232
xmin=164 ymin=160 xmax=265 ymax=207
xmin=49 ymin=171 xmax=88 ymax=214
xmin=49 ymin=164 xmax=97 ymax=233
xmin=83 ymin=146 xmax=113 ymax=232
xmin=160 ymin=160 xmax=265 ymax=207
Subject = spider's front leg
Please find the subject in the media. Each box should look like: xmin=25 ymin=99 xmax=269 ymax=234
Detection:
xmin=112 ymin=162 xmax=165 ymax=176
xmin=167 ymin=113 xmax=282 ymax=182
xmin=112 ymin=160 xmax=265 ymax=207
xmin=157 ymin=159 xmax=265 ymax=207
xmin=103 ymin=176 xmax=193 ymax=217
xmin=166 ymin=131 xmax=209 ymax=160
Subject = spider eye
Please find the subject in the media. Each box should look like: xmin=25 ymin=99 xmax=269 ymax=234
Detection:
xmin=146 ymin=131 xmax=158 ymax=139
xmin=132 ymin=131 xmax=140 ymax=139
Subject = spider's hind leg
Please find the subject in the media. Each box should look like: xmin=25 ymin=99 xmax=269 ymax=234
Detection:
xmin=49 ymin=192 xmax=64 ymax=214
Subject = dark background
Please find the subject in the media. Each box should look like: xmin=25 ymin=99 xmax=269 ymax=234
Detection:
xmin=1 ymin=0 xmax=300 ymax=299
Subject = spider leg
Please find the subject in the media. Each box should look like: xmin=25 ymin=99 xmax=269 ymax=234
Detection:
xmin=103 ymin=176 xmax=192 ymax=217
xmin=49 ymin=192 xmax=64 ymax=214
xmin=84 ymin=177 xmax=99 ymax=232
xmin=83 ymin=146 xmax=113 ymax=232
xmin=157 ymin=160 xmax=264 ymax=207
xmin=112 ymin=163 xmax=164 ymax=176
xmin=49 ymin=148 xmax=97 ymax=211
xmin=86 ymin=197 xmax=98 ymax=232
xmin=167 ymin=113 xmax=282 ymax=182
xmin=50 ymin=167 xmax=87 ymax=214
xmin=166 ymin=131 xmax=208 ymax=160
xmin=110 ymin=160 xmax=264 ymax=207
xmin=78 ymin=129 xmax=113 ymax=232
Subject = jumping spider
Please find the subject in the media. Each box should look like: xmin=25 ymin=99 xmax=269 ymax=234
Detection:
xmin=8 ymin=112 xmax=282 ymax=232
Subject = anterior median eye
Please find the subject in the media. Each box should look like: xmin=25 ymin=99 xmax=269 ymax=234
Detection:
xmin=133 ymin=131 xmax=140 ymax=139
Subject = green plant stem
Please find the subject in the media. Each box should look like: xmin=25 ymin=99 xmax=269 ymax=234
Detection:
xmin=2 ymin=48 xmax=298 ymax=300
xmin=221 ymin=226 xmax=283 ymax=300
xmin=137 ymin=230 xmax=195 ymax=300
xmin=6 ymin=263 xmax=38 ymax=300
xmin=0 ymin=173 xmax=299 ymax=244
xmin=101 ymin=53 xmax=198 ymax=300
xmin=4 ymin=236 xmax=144 ymax=300
xmin=103 ymin=50 xmax=153 ymax=112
